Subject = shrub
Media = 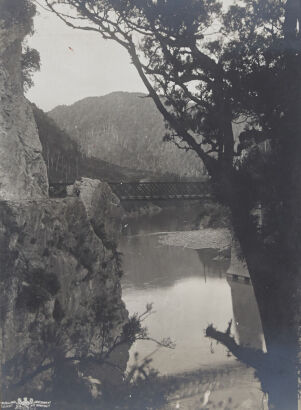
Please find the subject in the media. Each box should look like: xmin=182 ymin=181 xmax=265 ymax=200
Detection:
xmin=15 ymin=269 xmax=60 ymax=312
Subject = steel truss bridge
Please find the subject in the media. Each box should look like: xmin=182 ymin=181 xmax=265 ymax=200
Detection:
xmin=109 ymin=181 xmax=210 ymax=200
xmin=49 ymin=181 xmax=210 ymax=200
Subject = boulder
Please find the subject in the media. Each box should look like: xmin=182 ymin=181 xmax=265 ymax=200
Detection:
xmin=69 ymin=178 xmax=124 ymax=247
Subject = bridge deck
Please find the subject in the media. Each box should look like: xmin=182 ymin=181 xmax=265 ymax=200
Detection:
xmin=109 ymin=181 xmax=210 ymax=200
xmin=48 ymin=181 xmax=210 ymax=200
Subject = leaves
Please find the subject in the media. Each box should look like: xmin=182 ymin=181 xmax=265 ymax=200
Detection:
xmin=22 ymin=47 xmax=41 ymax=90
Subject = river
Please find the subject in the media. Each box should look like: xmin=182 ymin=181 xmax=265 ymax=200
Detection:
xmin=119 ymin=201 xmax=268 ymax=408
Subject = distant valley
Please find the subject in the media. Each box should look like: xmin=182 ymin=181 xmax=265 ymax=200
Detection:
xmin=48 ymin=92 xmax=205 ymax=179
xmin=33 ymin=104 xmax=159 ymax=183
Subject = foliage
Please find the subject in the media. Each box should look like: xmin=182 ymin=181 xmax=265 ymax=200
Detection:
xmin=90 ymin=301 xmax=175 ymax=358
xmin=99 ymin=353 xmax=168 ymax=409
xmin=32 ymin=104 xmax=81 ymax=183
xmin=10 ymin=298 xmax=174 ymax=408
xmin=0 ymin=0 xmax=36 ymax=30
xmin=51 ymin=353 xmax=169 ymax=410
xmin=22 ymin=46 xmax=41 ymax=91
xmin=67 ymin=302 xmax=174 ymax=409
xmin=196 ymin=198 xmax=230 ymax=228
xmin=0 ymin=0 xmax=39 ymax=90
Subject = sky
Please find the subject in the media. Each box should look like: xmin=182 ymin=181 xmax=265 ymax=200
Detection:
xmin=27 ymin=1 xmax=231 ymax=112
xmin=27 ymin=4 xmax=146 ymax=111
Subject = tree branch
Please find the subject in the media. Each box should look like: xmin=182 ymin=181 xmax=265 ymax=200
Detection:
xmin=205 ymin=323 xmax=267 ymax=370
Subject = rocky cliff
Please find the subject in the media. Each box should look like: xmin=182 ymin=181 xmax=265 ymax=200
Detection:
xmin=0 ymin=0 xmax=48 ymax=200
xmin=0 ymin=2 xmax=128 ymax=404
xmin=0 ymin=185 xmax=128 ymax=401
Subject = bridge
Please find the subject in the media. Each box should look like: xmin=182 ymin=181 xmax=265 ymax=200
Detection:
xmin=49 ymin=181 xmax=210 ymax=200
xmin=109 ymin=181 xmax=210 ymax=200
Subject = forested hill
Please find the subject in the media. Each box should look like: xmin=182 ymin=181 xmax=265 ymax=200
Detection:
xmin=48 ymin=92 xmax=205 ymax=178
xmin=32 ymin=104 xmax=158 ymax=183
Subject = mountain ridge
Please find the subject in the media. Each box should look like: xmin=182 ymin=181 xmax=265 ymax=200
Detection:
xmin=32 ymin=103 xmax=161 ymax=184
xmin=49 ymin=91 xmax=205 ymax=178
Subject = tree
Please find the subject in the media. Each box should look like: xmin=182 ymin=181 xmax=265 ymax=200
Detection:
xmin=0 ymin=0 xmax=36 ymax=29
xmin=206 ymin=320 xmax=298 ymax=410
xmin=0 ymin=0 xmax=41 ymax=90
xmin=3 ymin=298 xmax=174 ymax=407
xmin=22 ymin=46 xmax=40 ymax=90
xmin=43 ymin=0 xmax=301 ymax=408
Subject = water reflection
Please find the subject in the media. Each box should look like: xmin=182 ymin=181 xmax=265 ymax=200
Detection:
xmin=228 ymin=276 xmax=266 ymax=351
xmin=120 ymin=204 xmax=301 ymax=409
xmin=120 ymin=205 xmax=270 ymax=408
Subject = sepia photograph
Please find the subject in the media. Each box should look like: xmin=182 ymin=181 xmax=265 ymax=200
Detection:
xmin=0 ymin=0 xmax=300 ymax=408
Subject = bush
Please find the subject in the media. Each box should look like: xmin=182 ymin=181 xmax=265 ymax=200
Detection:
xmin=196 ymin=200 xmax=230 ymax=229
xmin=15 ymin=269 xmax=60 ymax=313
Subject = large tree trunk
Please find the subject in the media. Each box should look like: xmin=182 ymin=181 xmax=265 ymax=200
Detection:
xmin=222 ymin=167 xmax=301 ymax=410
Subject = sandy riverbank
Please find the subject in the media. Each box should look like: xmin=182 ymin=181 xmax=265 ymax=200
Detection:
xmin=157 ymin=228 xmax=231 ymax=251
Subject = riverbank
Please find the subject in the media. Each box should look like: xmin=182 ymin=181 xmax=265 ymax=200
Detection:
xmin=122 ymin=198 xmax=230 ymax=231
xmin=158 ymin=228 xmax=231 ymax=251
xmin=162 ymin=362 xmax=264 ymax=409
xmin=122 ymin=200 xmax=162 ymax=219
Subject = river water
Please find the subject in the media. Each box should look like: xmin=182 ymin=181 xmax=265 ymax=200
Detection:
xmin=119 ymin=201 xmax=267 ymax=408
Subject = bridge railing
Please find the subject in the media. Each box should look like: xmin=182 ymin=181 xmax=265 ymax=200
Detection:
xmin=109 ymin=181 xmax=210 ymax=200
xmin=48 ymin=180 xmax=211 ymax=200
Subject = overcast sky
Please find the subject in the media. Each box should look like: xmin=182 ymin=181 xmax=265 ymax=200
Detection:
xmin=26 ymin=4 xmax=146 ymax=111
xmin=27 ymin=2 xmax=231 ymax=112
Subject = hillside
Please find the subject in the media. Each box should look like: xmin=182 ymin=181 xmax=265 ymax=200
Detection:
xmin=32 ymin=104 xmax=158 ymax=183
xmin=48 ymin=92 xmax=205 ymax=178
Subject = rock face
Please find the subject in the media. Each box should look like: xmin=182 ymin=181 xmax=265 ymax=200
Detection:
xmin=0 ymin=3 xmax=129 ymax=405
xmin=0 ymin=192 xmax=128 ymax=401
xmin=0 ymin=3 xmax=48 ymax=200
xmin=69 ymin=178 xmax=124 ymax=245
